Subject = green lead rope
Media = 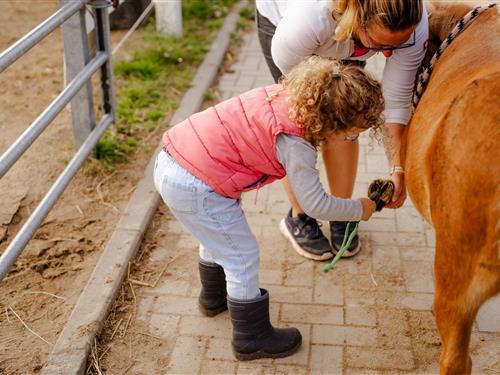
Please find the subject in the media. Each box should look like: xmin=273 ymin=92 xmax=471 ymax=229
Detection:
xmin=321 ymin=179 xmax=394 ymax=274
xmin=322 ymin=222 xmax=359 ymax=273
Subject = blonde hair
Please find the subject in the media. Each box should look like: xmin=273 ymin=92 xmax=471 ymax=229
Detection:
xmin=281 ymin=56 xmax=384 ymax=148
xmin=333 ymin=0 xmax=423 ymax=41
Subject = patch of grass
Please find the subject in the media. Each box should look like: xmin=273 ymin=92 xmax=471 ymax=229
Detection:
xmin=146 ymin=110 xmax=165 ymax=122
xmin=94 ymin=135 xmax=128 ymax=165
xmin=236 ymin=5 xmax=255 ymax=31
xmin=182 ymin=0 xmax=236 ymax=20
xmin=114 ymin=58 xmax=159 ymax=79
xmin=122 ymin=87 xmax=159 ymax=109
xmin=230 ymin=31 xmax=243 ymax=45
xmin=116 ymin=104 xmax=137 ymax=126
xmin=203 ymin=89 xmax=216 ymax=101
xmin=207 ymin=18 xmax=225 ymax=31
xmin=239 ymin=6 xmax=255 ymax=21
xmin=95 ymin=0 xmax=239 ymax=167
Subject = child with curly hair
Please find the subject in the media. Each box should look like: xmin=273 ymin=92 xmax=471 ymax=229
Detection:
xmin=154 ymin=56 xmax=383 ymax=361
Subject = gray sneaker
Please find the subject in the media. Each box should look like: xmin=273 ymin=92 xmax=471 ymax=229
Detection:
xmin=280 ymin=209 xmax=333 ymax=260
xmin=330 ymin=221 xmax=361 ymax=257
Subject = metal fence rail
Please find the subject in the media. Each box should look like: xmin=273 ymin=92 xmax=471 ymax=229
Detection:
xmin=0 ymin=0 xmax=116 ymax=280
xmin=0 ymin=0 xmax=88 ymax=73
xmin=0 ymin=52 xmax=108 ymax=178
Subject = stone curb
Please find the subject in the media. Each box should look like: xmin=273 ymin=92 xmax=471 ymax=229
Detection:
xmin=42 ymin=2 xmax=246 ymax=373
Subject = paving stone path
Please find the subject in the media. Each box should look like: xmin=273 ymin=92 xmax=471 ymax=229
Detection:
xmin=128 ymin=30 xmax=500 ymax=374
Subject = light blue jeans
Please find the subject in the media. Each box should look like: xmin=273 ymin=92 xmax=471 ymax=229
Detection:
xmin=153 ymin=150 xmax=261 ymax=300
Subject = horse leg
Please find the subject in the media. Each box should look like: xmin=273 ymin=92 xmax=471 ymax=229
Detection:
xmin=434 ymin=293 xmax=473 ymax=374
xmin=433 ymin=240 xmax=475 ymax=375
xmin=434 ymin=238 xmax=499 ymax=375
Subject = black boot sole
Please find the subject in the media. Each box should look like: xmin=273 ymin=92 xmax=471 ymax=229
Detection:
xmin=198 ymin=303 xmax=228 ymax=317
xmin=233 ymin=335 xmax=302 ymax=361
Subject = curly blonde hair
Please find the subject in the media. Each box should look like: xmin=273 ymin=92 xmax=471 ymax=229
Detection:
xmin=281 ymin=56 xmax=384 ymax=148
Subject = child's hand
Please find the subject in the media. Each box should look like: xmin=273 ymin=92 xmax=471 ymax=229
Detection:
xmin=359 ymin=198 xmax=376 ymax=221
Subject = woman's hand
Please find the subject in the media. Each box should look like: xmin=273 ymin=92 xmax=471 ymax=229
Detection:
xmin=359 ymin=198 xmax=377 ymax=221
xmin=380 ymin=123 xmax=407 ymax=209
xmin=386 ymin=170 xmax=407 ymax=209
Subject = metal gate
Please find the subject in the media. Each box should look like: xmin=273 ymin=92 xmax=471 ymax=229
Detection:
xmin=0 ymin=0 xmax=116 ymax=280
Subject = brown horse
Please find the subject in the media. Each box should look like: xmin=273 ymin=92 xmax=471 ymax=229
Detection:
xmin=403 ymin=3 xmax=500 ymax=374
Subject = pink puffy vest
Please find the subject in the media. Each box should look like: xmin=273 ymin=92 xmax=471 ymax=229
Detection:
xmin=163 ymin=84 xmax=306 ymax=198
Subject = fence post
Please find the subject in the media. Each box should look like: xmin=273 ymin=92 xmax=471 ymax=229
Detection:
xmin=60 ymin=0 xmax=97 ymax=150
xmin=92 ymin=0 xmax=116 ymax=119
xmin=155 ymin=0 xmax=183 ymax=37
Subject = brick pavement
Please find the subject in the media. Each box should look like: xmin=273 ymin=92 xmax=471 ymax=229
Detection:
xmin=128 ymin=30 xmax=499 ymax=374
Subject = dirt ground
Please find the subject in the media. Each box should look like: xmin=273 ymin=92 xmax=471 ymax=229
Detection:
xmin=0 ymin=2 xmax=163 ymax=373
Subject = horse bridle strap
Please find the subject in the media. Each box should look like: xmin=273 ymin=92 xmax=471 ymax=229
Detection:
xmin=412 ymin=3 xmax=497 ymax=110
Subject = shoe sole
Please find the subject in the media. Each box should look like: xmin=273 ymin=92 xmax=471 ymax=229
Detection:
xmin=279 ymin=219 xmax=333 ymax=261
xmin=198 ymin=303 xmax=228 ymax=317
xmin=332 ymin=239 xmax=361 ymax=258
xmin=233 ymin=335 xmax=302 ymax=361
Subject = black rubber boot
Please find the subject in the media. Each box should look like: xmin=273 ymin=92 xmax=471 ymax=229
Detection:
xmin=198 ymin=260 xmax=227 ymax=317
xmin=228 ymin=289 xmax=302 ymax=361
